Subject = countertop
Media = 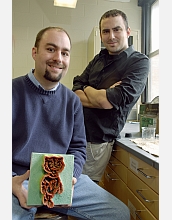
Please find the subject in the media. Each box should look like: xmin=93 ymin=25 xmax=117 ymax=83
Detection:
xmin=115 ymin=122 xmax=159 ymax=170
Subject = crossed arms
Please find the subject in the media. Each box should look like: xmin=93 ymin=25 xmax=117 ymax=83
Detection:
xmin=74 ymin=81 xmax=121 ymax=109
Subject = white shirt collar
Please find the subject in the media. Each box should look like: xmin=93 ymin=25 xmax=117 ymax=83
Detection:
xmin=28 ymin=69 xmax=59 ymax=91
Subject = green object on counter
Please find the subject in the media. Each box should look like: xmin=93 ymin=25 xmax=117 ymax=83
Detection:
xmin=139 ymin=115 xmax=157 ymax=131
xmin=27 ymin=152 xmax=74 ymax=206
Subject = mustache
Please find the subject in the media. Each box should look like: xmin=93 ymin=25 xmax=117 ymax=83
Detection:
xmin=107 ymin=40 xmax=118 ymax=43
xmin=47 ymin=62 xmax=65 ymax=69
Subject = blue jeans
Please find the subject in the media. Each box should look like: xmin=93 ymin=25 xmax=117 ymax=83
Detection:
xmin=12 ymin=174 xmax=130 ymax=220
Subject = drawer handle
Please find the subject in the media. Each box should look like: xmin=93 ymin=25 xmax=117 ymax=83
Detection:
xmin=109 ymin=161 xmax=121 ymax=166
xmin=137 ymin=168 xmax=155 ymax=179
xmin=136 ymin=190 xmax=154 ymax=203
xmin=106 ymin=173 xmax=119 ymax=181
xmin=135 ymin=210 xmax=144 ymax=220
xmin=112 ymin=149 xmax=121 ymax=152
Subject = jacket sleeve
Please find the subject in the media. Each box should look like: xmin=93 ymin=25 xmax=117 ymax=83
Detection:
xmin=106 ymin=54 xmax=149 ymax=110
xmin=72 ymin=58 xmax=96 ymax=92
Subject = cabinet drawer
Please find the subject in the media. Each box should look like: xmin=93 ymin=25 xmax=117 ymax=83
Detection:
xmin=112 ymin=145 xmax=129 ymax=167
xmin=127 ymin=169 xmax=159 ymax=219
xmin=127 ymin=187 xmax=157 ymax=220
xmin=108 ymin=155 xmax=127 ymax=184
xmin=104 ymin=165 xmax=128 ymax=205
xmin=128 ymin=153 xmax=159 ymax=193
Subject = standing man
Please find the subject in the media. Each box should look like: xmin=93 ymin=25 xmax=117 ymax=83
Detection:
xmin=72 ymin=9 xmax=149 ymax=183
xmin=12 ymin=26 xmax=130 ymax=220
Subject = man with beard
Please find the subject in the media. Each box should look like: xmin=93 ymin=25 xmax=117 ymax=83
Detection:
xmin=12 ymin=27 xmax=130 ymax=220
xmin=72 ymin=9 xmax=149 ymax=183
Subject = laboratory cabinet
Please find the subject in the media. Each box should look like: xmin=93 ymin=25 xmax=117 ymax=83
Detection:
xmin=102 ymin=144 xmax=159 ymax=220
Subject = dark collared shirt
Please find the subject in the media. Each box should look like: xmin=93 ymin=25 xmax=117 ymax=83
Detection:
xmin=72 ymin=46 xmax=149 ymax=143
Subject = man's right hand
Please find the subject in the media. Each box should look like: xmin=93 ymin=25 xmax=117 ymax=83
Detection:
xmin=75 ymin=80 xmax=122 ymax=109
xmin=12 ymin=170 xmax=32 ymax=209
xmin=109 ymin=81 xmax=122 ymax=88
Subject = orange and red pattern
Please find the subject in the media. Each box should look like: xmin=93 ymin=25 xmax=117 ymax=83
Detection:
xmin=40 ymin=156 xmax=65 ymax=208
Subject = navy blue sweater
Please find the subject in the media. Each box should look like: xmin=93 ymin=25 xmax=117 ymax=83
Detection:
xmin=12 ymin=74 xmax=86 ymax=179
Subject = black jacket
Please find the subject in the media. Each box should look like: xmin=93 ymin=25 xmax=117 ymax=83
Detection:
xmin=72 ymin=46 xmax=149 ymax=143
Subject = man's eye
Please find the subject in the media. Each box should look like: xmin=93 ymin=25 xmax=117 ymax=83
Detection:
xmin=62 ymin=52 xmax=69 ymax=57
xmin=47 ymin=48 xmax=55 ymax=52
xmin=114 ymin=28 xmax=122 ymax=32
xmin=102 ymin=30 xmax=109 ymax=34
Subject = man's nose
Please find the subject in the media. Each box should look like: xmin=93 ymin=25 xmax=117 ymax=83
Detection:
xmin=53 ymin=51 xmax=62 ymax=62
xmin=109 ymin=30 xmax=115 ymax=39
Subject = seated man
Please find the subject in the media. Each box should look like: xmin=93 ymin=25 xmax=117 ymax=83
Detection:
xmin=12 ymin=26 xmax=130 ymax=220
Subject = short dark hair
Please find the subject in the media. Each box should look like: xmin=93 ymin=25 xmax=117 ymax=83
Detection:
xmin=99 ymin=9 xmax=129 ymax=31
xmin=34 ymin=27 xmax=71 ymax=48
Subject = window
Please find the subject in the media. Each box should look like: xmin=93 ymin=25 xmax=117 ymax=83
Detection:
xmin=138 ymin=0 xmax=159 ymax=103
xmin=150 ymin=0 xmax=159 ymax=52
xmin=148 ymin=0 xmax=159 ymax=102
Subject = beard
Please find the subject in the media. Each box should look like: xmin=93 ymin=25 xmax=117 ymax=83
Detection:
xmin=108 ymin=44 xmax=124 ymax=55
xmin=44 ymin=69 xmax=62 ymax=82
xmin=107 ymin=41 xmax=128 ymax=55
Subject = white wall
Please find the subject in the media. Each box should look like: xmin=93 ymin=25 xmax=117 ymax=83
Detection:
xmin=12 ymin=0 xmax=141 ymax=89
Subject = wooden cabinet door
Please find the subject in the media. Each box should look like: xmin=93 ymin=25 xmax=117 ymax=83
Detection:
xmin=108 ymin=155 xmax=127 ymax=184
xmin=127 ymin=187 xmax=157 ymax=220
xmin=128 ymin=153 xmax=159 ymax=193
xmin=104 ymin=165 xmax=128 ymax=205
xmin=127 ymin=169 xmax=159 ymax=219
xmin=112 ymin=145 xmax=129 ymax=167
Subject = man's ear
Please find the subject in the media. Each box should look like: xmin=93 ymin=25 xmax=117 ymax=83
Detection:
xmin=100 ymin=32 xmax=103 ymax=44
xmin=127 ymin=27 xmax=131 ymax=38
xmin=32 ymin=47 xmax=37 ymax=60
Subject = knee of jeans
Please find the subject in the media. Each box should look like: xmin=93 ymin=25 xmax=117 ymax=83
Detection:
xmin=119 ymin=204 xmax=130 ymax=219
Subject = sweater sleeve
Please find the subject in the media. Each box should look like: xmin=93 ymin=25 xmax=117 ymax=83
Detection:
xmin=67 ymin=98 xmax=87 ymax=179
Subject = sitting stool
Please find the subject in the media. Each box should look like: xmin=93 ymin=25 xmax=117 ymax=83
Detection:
xmin=34 ymin=207 xmax=76 ymax=220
